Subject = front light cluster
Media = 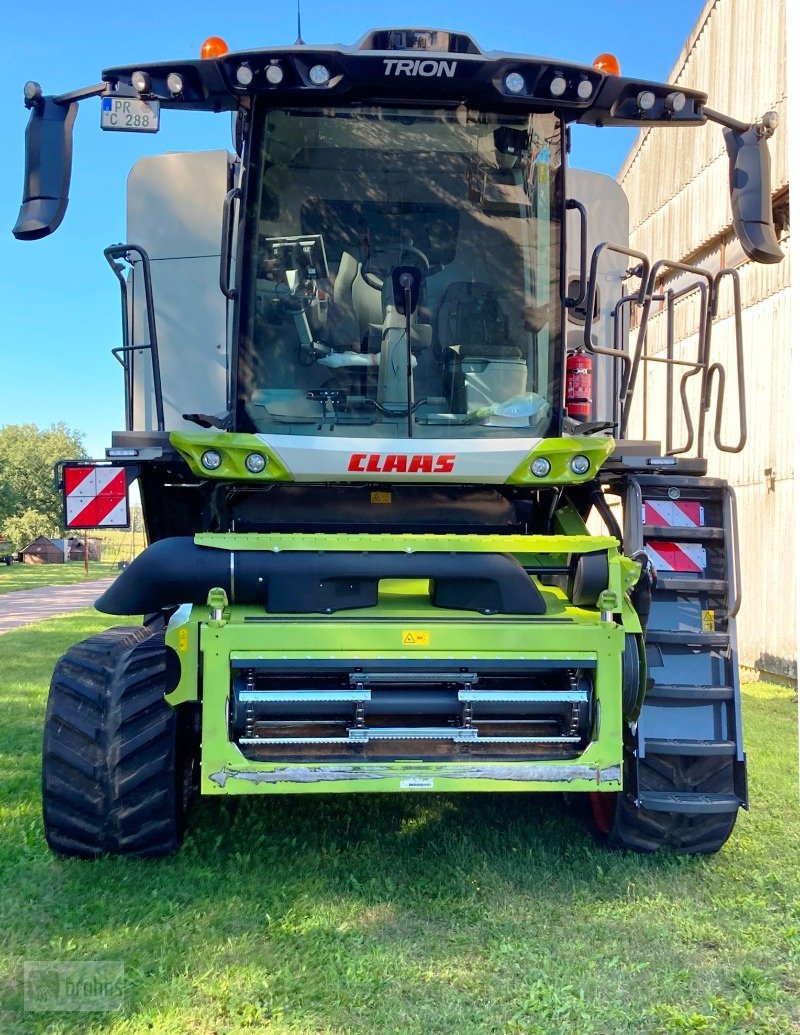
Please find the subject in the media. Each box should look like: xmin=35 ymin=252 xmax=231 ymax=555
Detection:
xmin=529 ymin=453 xmax=592 ymax=479
xmin=200 ymin=449 xmax=269 ymax=475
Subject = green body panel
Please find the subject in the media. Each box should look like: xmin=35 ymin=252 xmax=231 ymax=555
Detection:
xmin=194 ymin=530 xmax=619 ymax=556
xmin=171 ymin=430 xmax=615 ymax=487
xmin=507 ymin=437 xmax=615 ymax=485
xmin=197 ymin=602 xmax=625 ymax=796
xmin=170 ymin=430 xmax=292 ymax=481
xmin=165 ymin=604 xmax=201 ymax=707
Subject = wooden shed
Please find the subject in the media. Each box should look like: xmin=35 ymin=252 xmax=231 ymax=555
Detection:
xmin=67 ymin=537 xmax=103 ymax=562
xmin=20 ymin=537 xmax=66 ymax=564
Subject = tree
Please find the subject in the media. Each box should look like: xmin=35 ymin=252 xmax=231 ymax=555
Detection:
xmin=0 ymin=423 xmax=87 ymax=549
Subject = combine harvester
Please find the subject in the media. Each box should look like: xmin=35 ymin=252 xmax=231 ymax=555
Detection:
xmin=14 ymin=26 xmax=782 ymax=856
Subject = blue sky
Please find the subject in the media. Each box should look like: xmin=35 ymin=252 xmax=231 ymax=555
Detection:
xmin=1 ymin=1 xmax=706 ymax=457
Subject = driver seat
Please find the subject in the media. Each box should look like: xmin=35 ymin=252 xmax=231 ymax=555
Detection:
xmin=435 ymin=281 xmax=526 ymax=412
xmin=330 ymin=251 xmax=362 ymax=347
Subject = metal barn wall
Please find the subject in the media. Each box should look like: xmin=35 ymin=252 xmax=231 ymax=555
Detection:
xmin=618 ymin=0 xmax=793 ymax=680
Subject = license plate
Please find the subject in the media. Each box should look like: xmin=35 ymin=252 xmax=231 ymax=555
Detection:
xmin=101 ymin=96 xmax=159 ymax=133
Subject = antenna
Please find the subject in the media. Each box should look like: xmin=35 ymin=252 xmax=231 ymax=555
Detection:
xmin=295 ymin=0 xmax=305 ymax=45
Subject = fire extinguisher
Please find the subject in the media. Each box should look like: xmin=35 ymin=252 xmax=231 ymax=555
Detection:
xmin=566 ymin=348 xmax=592 ymax=421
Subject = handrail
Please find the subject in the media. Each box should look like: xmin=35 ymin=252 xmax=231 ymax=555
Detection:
xmin=564 ymin=198 xmax=588 ymax=308
xmin=104 ymin=244 xmax=165 ymax=432
xmin=661 ymin=279 xmax=710 ymax=456
xmin=104 ymin=251 xmax=134 ymax=431
xmin=220 ymin=187 xmax=241 ymax=300
xmin=700 ymin=268 xmax=747 ymax=454
xmin=723 ymin=483 xmax=742 ymax=616
xmin=583 ymin=243 xmax=650 ymax=411
xmin=621 ymin=258 xmax=712 ymax=438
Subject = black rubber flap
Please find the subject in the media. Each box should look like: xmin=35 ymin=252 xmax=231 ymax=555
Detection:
xmin=96 ymin=537 xmax=546 ymax=616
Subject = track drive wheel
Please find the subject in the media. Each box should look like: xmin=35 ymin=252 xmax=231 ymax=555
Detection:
xmin=592 ymin=749 xmax=738 ymax=855
xmin=42 ymin=626 xmax=194 ymax=858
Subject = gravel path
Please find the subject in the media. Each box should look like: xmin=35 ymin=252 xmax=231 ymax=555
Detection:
xmin=0 ymin=580 xmax=115 ymax=634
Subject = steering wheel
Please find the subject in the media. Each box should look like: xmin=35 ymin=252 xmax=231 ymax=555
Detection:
xmin=360 ymin=246 xmax=430 ymax=290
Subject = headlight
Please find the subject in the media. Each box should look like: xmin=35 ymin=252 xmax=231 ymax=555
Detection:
xmin=570 ymin=454 xmax=591 ymax=475
xmin=245 ymin=452 xmax=267 ymax=474
xmin=531 ymin=457 xmax=551 ymax=478
xmin=309 ymin=64 xmax=331 ymax=86
xmin=131 ymin=70 xmax=151 ymax=94
xmin=166 ymin=72 xmax=184 ymax=95
xmin=235 ymin=64 xmax=254 ymax=86
xmin=504 ymin=72 xmax=526 ymax=95
xmin=266 ymin=63 xmax=284 ymax=85
xmin=200 ymin=449 xmax=223 ymax=471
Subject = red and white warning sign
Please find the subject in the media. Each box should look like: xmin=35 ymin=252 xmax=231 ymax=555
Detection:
xmin=642 ymin=499 xmax=704 ymax=528
xmin=643 ymin=499 xmax=706 ymax=574
xmin=64 ymin=465 xmax=129 ymax=529
xmin=646 ymin=541 xmax=706 ymax=573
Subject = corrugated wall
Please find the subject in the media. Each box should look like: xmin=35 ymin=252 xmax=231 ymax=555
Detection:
xmin=618 ymin=0 xmax=794 ymax=680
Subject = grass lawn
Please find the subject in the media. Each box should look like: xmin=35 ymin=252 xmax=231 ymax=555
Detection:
xmin=0 ymin=562 xmax=119 ymax=596
xmin=0 ymin=611 xmax=797 ymax=1034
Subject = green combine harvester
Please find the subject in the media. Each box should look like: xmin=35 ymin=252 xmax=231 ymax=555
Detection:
xmin=14 ymin=26 xmax=782 ymax=857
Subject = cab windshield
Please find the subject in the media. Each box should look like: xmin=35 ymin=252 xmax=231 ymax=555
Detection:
xmin=239 ymin=104 xmax=562 ymax=438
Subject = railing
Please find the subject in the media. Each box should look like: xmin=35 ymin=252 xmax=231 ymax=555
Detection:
xmin=104 ymin=244 xmax=165 ymax=432
xmin=582 ymin=243 xmax=746 ymax=458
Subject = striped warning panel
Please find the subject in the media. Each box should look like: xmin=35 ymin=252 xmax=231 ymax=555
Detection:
xmin=643 ymin=498 xmax=706 ymax=573
xmin=64 ymin=465 xmax=129 ymax=528
xmin=642 ymin=499 xmax=704 ymax=528
xmin=645 ymin=541 xmax=706 ymax=573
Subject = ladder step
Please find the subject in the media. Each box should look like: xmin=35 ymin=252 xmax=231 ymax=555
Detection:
xmin=654 ymin=578 xmax=728 ymax=595
xmin=646 ymin=630 xmax=730 ymax=647
xmin=648 ymin=683 xmax=735 ymax=702
xmin=638 ymin=790 xmax=741 ymax=815
xmin=644 ymin=738 xmax=737 ymax=757
xmin=643 ymin=525 xmax=724 ymax=542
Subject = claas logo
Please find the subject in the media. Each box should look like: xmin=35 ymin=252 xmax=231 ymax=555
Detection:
xmin=347 ymin=453 xmax=456 ymax=474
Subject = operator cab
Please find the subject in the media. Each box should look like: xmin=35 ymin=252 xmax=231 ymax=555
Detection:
xmin=239 ymin=104 xmax=561 ymax=439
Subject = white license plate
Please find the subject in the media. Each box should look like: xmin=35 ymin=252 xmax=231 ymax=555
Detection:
xmin=101 ymin=96 xmax=159 ymax=133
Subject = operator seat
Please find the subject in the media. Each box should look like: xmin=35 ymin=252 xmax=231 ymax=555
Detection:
xmin=330 ymin=251 xmax=362 ymax=348
xmin=434 ymin=281 xmax=527 ymax=413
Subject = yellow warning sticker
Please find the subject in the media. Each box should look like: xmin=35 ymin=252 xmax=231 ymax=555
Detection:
xmin=701 ymin=609 xmax=715 ymax=632
xmin=371 ymin=491 xmax=392 ymax=504
xmin=178 ymin=628 xmax=190 ymax=652
xmin=402 ymin=630 xmax=430 ymax=646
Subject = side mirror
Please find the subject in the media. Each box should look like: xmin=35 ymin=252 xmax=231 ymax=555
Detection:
xmin=724 ymin=122 xmax=783 ymax=264
xmin=13 ymin=95 xmax=77 ymax=241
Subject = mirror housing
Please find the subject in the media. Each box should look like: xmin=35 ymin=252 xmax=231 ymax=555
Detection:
xmin=724 ymin=123 xmax=783 ymax=264
xmin=391 ymin=265 xmax=422 ymax=316
xmin=13 ymin=97 xmax=77 ymax=241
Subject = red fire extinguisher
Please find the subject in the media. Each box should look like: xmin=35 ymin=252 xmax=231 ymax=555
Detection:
xmin=566 ymin=348 xmax=592 ymax=421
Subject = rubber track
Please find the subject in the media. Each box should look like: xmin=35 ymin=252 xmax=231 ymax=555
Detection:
xmin=605 ymin=752 xmax=737 ymax=854
xmin=42 ymin=626 xmax=181 ymax=858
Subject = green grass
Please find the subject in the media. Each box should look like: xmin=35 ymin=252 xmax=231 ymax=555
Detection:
xmin=0 ymin=611 xmax=797 ymax=1034
xmin=0 ymin=562 xmax=118 ymax=595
